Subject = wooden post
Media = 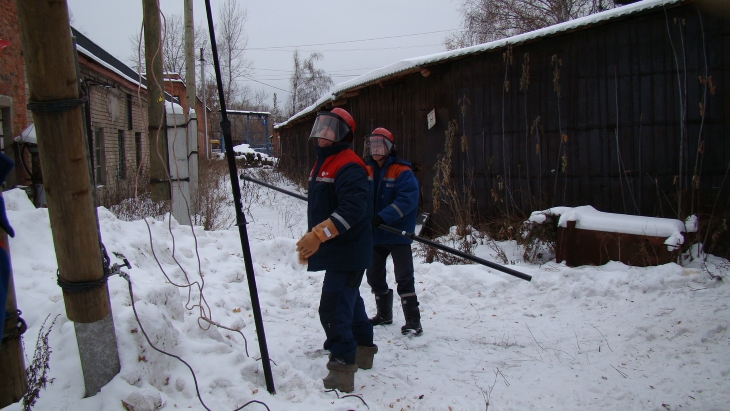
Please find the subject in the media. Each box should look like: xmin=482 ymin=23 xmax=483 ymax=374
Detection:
xmin=15 ymin=0 xmax=120 ymax=396
xmin=185 ymin=0 xmax=196 ymax=118
xmin=200 ymin=48 xmax=209 ymax=159
xmin=142 ymin=0 xmax=170 ymax=201
xmin=0 ymin=221 xmax=27 ymax=407
xmin=184 ymin=0 xmax=199 ymax=214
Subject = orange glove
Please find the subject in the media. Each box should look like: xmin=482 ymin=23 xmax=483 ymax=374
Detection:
xmin=296 ymin=231 xmax=321 ymax=259
xmin=312 ymin=218 xmax=339 ymax=242
xmin=297 ymin=252 xmax=308 ymax=265
xmin=296 ymin=219 xmax=340 ymax=260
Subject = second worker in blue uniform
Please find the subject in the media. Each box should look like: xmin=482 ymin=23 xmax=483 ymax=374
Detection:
xmin=364 ymin=127 xmax=423 ymax=336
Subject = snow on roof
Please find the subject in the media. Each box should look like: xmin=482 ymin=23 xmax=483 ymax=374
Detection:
xmin=528 ymin=205 xmax=697 ymax=250
xmin=276 ymin=0 xmax=682 ymax=129
xmin=72 ymin=26 xmax=148 ymax=90
xmin=75 ymin=43 xmax=147 ymax=90
xmin=72 ymin=27 xmax=176 ymax=105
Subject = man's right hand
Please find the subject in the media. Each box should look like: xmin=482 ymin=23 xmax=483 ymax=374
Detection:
xmin=296 ymin=231 xmax=322 ymax=259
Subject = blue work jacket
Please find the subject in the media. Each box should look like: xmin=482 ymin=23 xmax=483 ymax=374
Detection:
xmin=366 ymin=156 xmax=419 ymax=245
xmin=306 ymin=143 xmax=373 ymax=272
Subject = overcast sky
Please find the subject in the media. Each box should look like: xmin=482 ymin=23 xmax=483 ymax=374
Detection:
xmin=66 ymin=0 xmax=463 ymax=108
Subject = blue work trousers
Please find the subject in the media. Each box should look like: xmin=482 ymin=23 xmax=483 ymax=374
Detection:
xmin=366 ymin=244 xmax=415 ymax=296
xmin=319 ymin=270 xmax=373 ymax=364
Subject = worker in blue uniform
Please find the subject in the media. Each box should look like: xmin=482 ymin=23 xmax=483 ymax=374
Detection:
xmin=296 ymin=108 xmax=377 ymax=392
xmin=364 ymin=127 xmax=422 ymax=336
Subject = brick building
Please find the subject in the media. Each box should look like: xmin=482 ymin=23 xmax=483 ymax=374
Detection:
xmin=72 ymin=28 xmax=151 ymax=190
xmin=3 ymin=4 xmax=206 ymax=206
xmin=0 ymin=0 xmax=29 ymax=186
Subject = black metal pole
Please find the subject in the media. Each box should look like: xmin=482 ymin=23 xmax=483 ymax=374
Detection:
xmin=376 ymin=225 xmax=532 ymax=281
xmin=204 ymin=0 xmax=275 ymax=394
xmin=241 ymin=175 xmax=532 ymax=282
xmin=242 ymin=174 xmax=308 ymax=201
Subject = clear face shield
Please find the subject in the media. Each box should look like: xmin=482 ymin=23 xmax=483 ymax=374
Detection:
xmin=364 ymin=135 xmax=394 ymax=157
xmin=309 ymin=113 xmax=351 ymax=144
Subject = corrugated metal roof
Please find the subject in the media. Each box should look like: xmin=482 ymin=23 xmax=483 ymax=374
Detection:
xmin=276 ymin=0 xmax=682 ymax=129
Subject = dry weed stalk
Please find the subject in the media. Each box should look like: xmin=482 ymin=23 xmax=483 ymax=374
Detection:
xmin=22 ymin=314 xmax=59 ymax=411
xmin=430 ymin=119 xmax=479 ymax=264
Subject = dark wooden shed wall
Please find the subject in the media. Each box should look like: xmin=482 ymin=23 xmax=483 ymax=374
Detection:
xmin=278 ymin=2 xmax=729 ymax=227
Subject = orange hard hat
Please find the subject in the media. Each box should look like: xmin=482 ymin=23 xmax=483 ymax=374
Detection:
xmin=370 ymin=127 xmax=393 ymax=142
xmin=330 ymin=108 xmax=355 ymax=134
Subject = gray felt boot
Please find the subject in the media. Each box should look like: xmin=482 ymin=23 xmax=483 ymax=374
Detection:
xmin=355 ymin=344 xmax=378 ymax=370
xmin=322 ymin=358 xmax=358 ymax=392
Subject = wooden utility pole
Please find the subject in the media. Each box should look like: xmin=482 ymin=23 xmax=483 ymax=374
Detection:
xmin=143 ymin=0 xmax=170 ymax=201
xmin=184 ymin=0 xmax=196 ymax=118
xmin=184 ymin=0 xmax=198 ymax=215
xmin=200 ymin=48 xmax=209 ymax=159
xmin=15 ymin=0 xmax=120 ymax=396
xmin=0 ymin=220 xmax=27 ymax=407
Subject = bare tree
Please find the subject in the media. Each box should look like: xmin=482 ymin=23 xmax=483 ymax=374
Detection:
xmin=216 ymin=0 xmax=252 ymax=106
xmin=250 ymin=88 xmax=270 ymax=111
xmin=445 ymin=0 xmax=616 ymax=49
xmin=287 ymin=51 xmax=334 ymax=117
xmin=271 ymin=93 xmax=284 ymax=123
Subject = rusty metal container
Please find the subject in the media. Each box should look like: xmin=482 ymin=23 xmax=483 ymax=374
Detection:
xmin=556 ymin=220 xmax=678 ymax=267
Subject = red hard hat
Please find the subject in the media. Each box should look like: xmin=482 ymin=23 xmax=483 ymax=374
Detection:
xmin=371 ymin=127 xmax=393 ymax=142
xmin=330 ymin=108 xmax=356 ymax=134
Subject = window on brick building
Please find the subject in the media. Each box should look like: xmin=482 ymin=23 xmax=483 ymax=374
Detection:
xmin=135 ymin=132 xmax=143 ymax=171
xmin=117 ymin=130 xmax=125 ymax=180
xmin=94 ymin=128 xmax=105 ymax=185
xmin=126 ymin=94 xmax=133 ymax=130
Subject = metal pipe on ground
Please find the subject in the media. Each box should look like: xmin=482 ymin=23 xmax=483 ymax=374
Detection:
xmin=240 ymin=174 xmax=532 ymax=282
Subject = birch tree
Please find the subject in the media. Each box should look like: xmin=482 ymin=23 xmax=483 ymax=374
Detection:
xmin=287 ymin=51 xmax=334 ymax=117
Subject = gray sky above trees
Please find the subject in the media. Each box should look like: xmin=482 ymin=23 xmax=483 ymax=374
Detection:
xmin=66 ymin=0 xmax=462 ymax=108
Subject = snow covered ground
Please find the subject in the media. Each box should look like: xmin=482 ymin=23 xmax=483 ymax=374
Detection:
xmin=2 ymin=170 xmax=729 ymax=411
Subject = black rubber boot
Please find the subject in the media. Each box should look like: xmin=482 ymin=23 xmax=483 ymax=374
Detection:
xmin=322 ymin=358 xmax=358 ymax=392
xmin=400 ymin=295 xmax=423 ymax=336
xmin=369 ymin=289 xmax=393 ymax=326
xmin=355 ymin=344 xmax=378 ymax=370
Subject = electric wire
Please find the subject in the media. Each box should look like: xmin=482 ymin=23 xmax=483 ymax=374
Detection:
xmin=204 ymin=0 xmax=276 ymax=392
xmin=118 ymin=273 xmax=269 ymax=411
xmin=248 ymin=43 xmax=445 ymax=53
xmin=324 ymin=389 xmax=369 ymax=408
xmin=246 ymin=28 xmax=461 ymax=50
xmin=120 ymin=10 xmax=269 ymax=409
xmin=241 ymin=74 xmax=289 ymax=93
xmin=249 ymin=66 xmax=377 ymax=73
